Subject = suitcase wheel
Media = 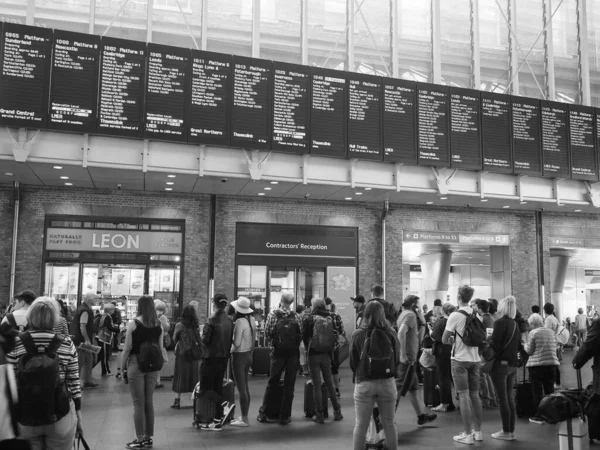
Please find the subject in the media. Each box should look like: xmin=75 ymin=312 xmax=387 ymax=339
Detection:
xmin=193 ymin=422 xmax=199 ymax=429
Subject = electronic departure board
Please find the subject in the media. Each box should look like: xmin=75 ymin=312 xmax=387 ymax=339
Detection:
xmin=417 ymin=83 xmax=450 ymax=166
xmin=541 ymin=100 xmax=570 ymax=179
xmin=97 ymin=37 xmax=146 ymax=138
xmin=187 ymin=50 xmax=231 ymax=146
xmin=347 ymin=73 xmax=382 ymax=160
xmin=481 ymin=92 xmax=512 ymax=173
xmin=569 ymin=105 xmax=597 ymax=181
xmin=512 ymin=97 xmax=542 ymax=176
xmin=271 ymin=61 xmax=310 ymax=154
xmin=450 ymin=87 xmax=481 ymax=170
xmin=49 ymin=30 xmax=100 ymax=133
xmin=231 ymin=56 xmax=272 ymax=149
xmin=0 ymin=23 xmax=52 ymax=128
xmin=383 ymin=78 xmax=417 ymax=164
xmin=310 ymin=67 xmax=347 ymax=158
xmin=144 ymin=43 xmax=189 ymax=142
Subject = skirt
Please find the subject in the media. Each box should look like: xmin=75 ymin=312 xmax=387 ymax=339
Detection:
xmin=172 ymin=354 xmax=200 ymax=394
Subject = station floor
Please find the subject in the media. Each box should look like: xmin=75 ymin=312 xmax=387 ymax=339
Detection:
xmin=82 ymin=351 xmax=594 ymax=450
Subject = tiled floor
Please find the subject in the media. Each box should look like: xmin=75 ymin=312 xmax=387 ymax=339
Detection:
xmin=81 ymin=350 xmax=593 ymax=450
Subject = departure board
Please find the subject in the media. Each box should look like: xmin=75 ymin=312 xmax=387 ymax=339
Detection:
xmin=383 ymin=78 xmax=417 ymax=164
xmin=512 ymin=97 xmax=542 ymax=176
xmin=49 ymin=30 xmax=100 ymax=132
xmin=569 ymin=105 xmax=597 ymax=181
xmin=144 ymin=43 xmax=189 ymax=142
xmin=231 ymin=56 xmax=272 ymax=149
xmin=450 ymin=87 xmax=481 ymax=170
xmin=347 ymin=73 xmax=382 ymax=160
xmin=541 ymin=100 xmax=570 ymax=179
xmin=481 ymin=92 xmax=512 ymax=173
xmin=310 ymin=67 xmax=347 ymax=158
xmin=417 ymin=83 xmax=450 ymax=166
xmin=188 ymin=50 xmax=231 ymax=146
xmin=271 ymin=61 xmax=310 ymax=153
xmin=97 ymin=37 xmax=146 ymax=138
xmin=0 ymin=23 xmax=52 ymax=128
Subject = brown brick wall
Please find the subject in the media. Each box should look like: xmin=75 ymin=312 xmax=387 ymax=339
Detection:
xmin=0 ymin=187 xmax=13 ymax=305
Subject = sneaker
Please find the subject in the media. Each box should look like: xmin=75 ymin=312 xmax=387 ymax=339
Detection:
xmin=417 ymin=413 xmax=437 ymax=427
xmin=142 ymin=438 xmax=153 ymax=448
xmin=220 ymin=401 xmax=235 ymax=425
xmin=313 ymin=413 xmax=325 ymax=424
xmin=453 ymin=432 xmax=474 ymax=445
xmin=126 ymin=439 xmax=145 ymax=449
xmin=278 ymin=417 xmax=291 ymax=425
xmin=256 ymin=412 xmax=268 ymax=423
xmin=529 ymin=416 xmax=545 ymax=425
xmin=491 ymin=431 xmax=515 ymax=441
xmin=472 ymin=430 xmax=483 ymax=442
xmin=201 ymin=420 xmax=223 ymax=431
xmin=230 ymin=417 xmax=249 ymax=427
xmin=334 ymin=409 xmax=343 ymax=421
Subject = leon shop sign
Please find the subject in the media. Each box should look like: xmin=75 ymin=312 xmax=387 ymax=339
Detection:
xmin=46 ymin=228 xmax=183 ymax=254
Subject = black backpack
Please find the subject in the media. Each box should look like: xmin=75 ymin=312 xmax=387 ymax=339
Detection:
xmin=135 ymin=320 xmax=164 ymax=373
xmin=456 ymin=310 xmax=487 ymax=347
xmin=360 ymin=327 xmax=396 ymax=379
xmin=273 ymin=311 xmax=301 ymax=354
xmin=17 ymin=332 xmax=71 ymax=426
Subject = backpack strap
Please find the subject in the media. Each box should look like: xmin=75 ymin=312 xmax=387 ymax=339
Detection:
xmin=47 ymin=334 xmax=65 ymax=355
xmin=19 ymin=331 xmax=36 ymax=356
xmin=6 ymin=313 xmax=17 ymax=329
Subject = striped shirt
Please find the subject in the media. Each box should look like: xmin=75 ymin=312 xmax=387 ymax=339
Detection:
xmin=53 ymin=317 xmax=69 ymax=336
xmin=6 ymin=330 xmax=82 ymax=410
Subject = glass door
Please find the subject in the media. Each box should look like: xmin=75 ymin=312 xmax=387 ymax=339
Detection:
xmin=297 ymin=268 xmax=325 ymax=308
xmin=267 ymin=267 xmax=325 ymax=313
xmin=268 ymin=268 xmax=296 ymax=314
xmin=149 ymin=264 xmax=181 ymax=320
xmin=44 ymin=262 xmax=80 ymax=313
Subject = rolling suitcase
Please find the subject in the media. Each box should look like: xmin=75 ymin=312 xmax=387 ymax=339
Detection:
xmin=304 ymin=380 xmax=329 ymax=418
xmin=263 ymin=381 xmax=284 ymax=420
xmin=252 ymin=347 xmax=271 ymax=376
xmin=192 ymin=365 xmax=236 ymax=427
xmin=515 ymin=364 xmax=536 ymax=418
xmin=559 ymin=418 xmax=589 ymax=450
xmin=423 ymin=367 xmax=440 ymax=407
xmin=159 ymin=351 xmax=175 ymax=380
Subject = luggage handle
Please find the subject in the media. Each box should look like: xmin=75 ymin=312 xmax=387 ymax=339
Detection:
xmin=577 ymin=369 xmax=582 ymax=391
xmin=567 ymin=419 xmax=574 ymax=450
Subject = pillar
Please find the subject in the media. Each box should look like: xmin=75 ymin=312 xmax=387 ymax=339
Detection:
xmin=420 ymin=251 xmax=452 ymax=304
xmin=490 ymin=246 xmax=511 ymax=300
xmin=550 ymin=254 xmax=570 ymax=320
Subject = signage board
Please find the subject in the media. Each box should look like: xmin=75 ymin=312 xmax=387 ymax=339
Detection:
xmin=403 ymin=230 xmax=510 ymax=246
xmin=326 ymin=266 xmax=357 ymax=340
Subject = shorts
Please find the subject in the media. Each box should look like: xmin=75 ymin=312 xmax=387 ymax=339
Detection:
xmin=396 ymin=362 xmax=418 ymax=392
xmin=451 ymin=360 xmax=480 ymax=392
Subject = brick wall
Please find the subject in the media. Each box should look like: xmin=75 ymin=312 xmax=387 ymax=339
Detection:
xmin=0 ymin=187 xmax=13 ymax=305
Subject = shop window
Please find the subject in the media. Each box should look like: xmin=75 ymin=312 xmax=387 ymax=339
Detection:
xmin=44 ymin=262 xmax=80 ymax=310
xmin=237 ymin=265 xmax=267 ymax=312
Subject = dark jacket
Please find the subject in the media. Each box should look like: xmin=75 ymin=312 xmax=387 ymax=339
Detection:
xmin=350 ymin=325 xmax=400 ymax=383
xmin=490 ymin=317 xmax=522 ymax=367
xmin=431 ymin=317 xmax=452 ymax=360
xmin=202 ymin=309 xmax=234 ymax=359
xmin=101 ymin=314 xmax=120 ymax=333
xmin=111 ymin=308 xmax=122 ymax=327
xmin=370 ymin=298 xmax=398 ymax=327
xmin=71 ymin=302 xmax=93 ymax=346
xmin=356 ymin=304 xmax=366 ymax=325
xmin=302 ymin=306 xmax=342 ymax=355
xmin=574 ymin=318 xmax=600 ymax=394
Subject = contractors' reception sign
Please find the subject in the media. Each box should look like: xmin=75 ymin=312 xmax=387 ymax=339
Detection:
xmin=46 ymin=228 xmax=183 ymax=254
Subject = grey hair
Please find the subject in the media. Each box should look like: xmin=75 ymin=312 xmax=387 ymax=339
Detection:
xmin=528 ymin=313 xmax=544 ymax=329
xmin=311 ymin=298 xmax=326 ymax=310
xmin=281 ymin=292 xmax=295 ymax=305
xmin=154 ymin=299 xmax=166 ymax=312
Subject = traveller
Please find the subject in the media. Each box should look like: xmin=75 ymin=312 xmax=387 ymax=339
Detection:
xmin=575 ymin=308 xmax=589 ymax=347
xmin=6 ymin=297 xmax=84 ymax=450
xmin=325 ymin=296 xmax=346 ymax=398
xmin=1 ymin=290 xmax=37 ymax=330
xmin=426 ymin=299 xmax=442 ymax=324
xmin=573 ymin=316 xmax=600 ymax=400
xmin=525 ymin=313 xmax=559 ymax=424
xmin=0 ymin=321 xmax=18 ymax=442
xmin=230 ymin=296 xmax=257 ymax=427
xmin=45 ymin=297 xmax=69 ymax=336
xmin=430 ymin=302 xmax=456 ymax=412
xmin=257 ymin=292 xmax=303 ymax=425
xmin=543 ymin=303 xmax=562 ymax=389
xmin=350 ymin=301 xmax=400 ymax=450
xmin=369 ymin=285 xmax=398 ymax=328
xmin=303 ymin=297 xmax=344 ymax=423
xmin=97 ymin=303 xmax=120 ymax=376
xmin=352 ymin=295 xmax=366 ymax=327
xmin=71 ymin=293 xmax=99 ymax=389
xmin=154 ymin=300 xmax=170 ymax=389
xmin=396 ymin=295 xmax=438 ymax=426
xmin=488 ymin=296 xmax=521 ymax=441
xmin=474 ymin=299 xmax=497 ymax=409
xmin=529 ymin=305 xmax=543 ymax=324
xmin=443 ymin=285 xmax=484 ymax=445
xmin=488 ymin=299 xmax=499 ymax=321
xmin=111 ymin=300 xmax=123 ymax=352
xmin=297 ymin=304 xmax=309 ymax=377
xmin=170 ymin=304 xmax=201 ymax=409
xmin=199 ymin=294 xmax=235 ymax=431
xmin=121 ymin=295 xmax=164 ymax=449
xmin=475 ymin=299 xmax=495 ymax=329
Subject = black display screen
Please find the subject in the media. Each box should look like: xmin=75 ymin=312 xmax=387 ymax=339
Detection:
xmin=382 ymin=78 xmax=417 ymax=164
xmin=417 ymin=83 xmax=450 ymax=166
xmin=231 ymin=56 xmax=272 ymax=149
xmin=541 ymin=100 xmax=570 ymax=178
xmin=144 ymin=43 xmax=189 ymax=142
xmin=49 ymin=30 xmax=100 ymax=132
xmin=450 ymin=87 xmax=481 ymax=170
xmin=0 ymin=23 xmax=52 ymax=128
xmin=347 ymin=73 xmax=382 ymax=160
xmin=512 ymin=97 xmax=542 ymax=176
xmin=188 ymin=50 xmax=231 ymax=146
xmin=569 ymin=105 xmax=597 ymax=181
xmin=97 ymin=37 xmax=146 ymax=137
xmin=481 ymin=92 xmax=512 ymax=173
xmin=271 ymin=61 xmax=310 ymax=153
xmin=310 ymin=67 xmax=347 ymax=158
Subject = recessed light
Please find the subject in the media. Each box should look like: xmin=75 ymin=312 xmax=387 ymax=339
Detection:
xmin=468 ymin=257 xmax=473 ymax=259
xmin=520 ymin=201 xmax=527 ymax=205
xmin=503 ymin=205 xmax=510 ymax=208
xmin=426 ymin=201 xmax=433 ymax=205
xmin=364 ymin=187 xmax=372 ymax=191
xmin=345 ymin=197 xmax=352 ymax=200
xmin=53 ymin=166 xmax=62 ymax=170
xmin=166 ymin=182 xmax=174 ymax=185
xmin=440 ymin=197 xmax=448 ymax=200
xmin=4 ymin=172 xmax=13 ymax=176
xmin=356 ymin=192 xmax=363 ymax=195
xmin=64 ymin=183 xmax=73 ymax=186
xmin=264 ymin=187 xmax=272 ymax=190
xmin=575 ymin=209 xmax=582 ymax=212
xmin=480 ymin=249 xmax=486 ymax=252
xmin=270 ymin=181 xmax=278 ymax=185
xmin=165 ymin=188 xmax=173 ymax=191
xmin=167 ymin=174 xmax=176 ymax=178
xmin=258 ymin=193 xmax=265 ymax=196
xmin=60 ymin=176 xmax=69 ymax=180
xmin=480 ymin=199 xmax=488 ymax=202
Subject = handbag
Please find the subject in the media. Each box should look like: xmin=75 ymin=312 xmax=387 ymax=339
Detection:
xmin=419 ymin=348 xmax=435 ymax=368
xmin=96 ymin=315 xmax=112 ymax=344
xmin=480 ymin=321 xmax=516 ymax=374
xmin=73 ymin=435 xmax=91 ymax=450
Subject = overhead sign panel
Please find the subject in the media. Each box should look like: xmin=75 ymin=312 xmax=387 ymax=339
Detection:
xmin=512 ymin=96 xmax=542 ymax=176
xmin=541 ymin=100 xmax=570 ymax=179
xmin=481 ymin=92 xmax=512 ymax=173
xmin=450 ymin=87 xmax=481 ymax=170
xmin=403 ymin=230 xmax=510 ymax=245
xmin=383 ymin=78 xmax=417 ymax=164
xmin=347 ymin=72 xmax=382 ymax=160
xmin=417 ymin=83 xmax=450 ymax=166
xmin=569 ymin=105 xmax=597 ymax=181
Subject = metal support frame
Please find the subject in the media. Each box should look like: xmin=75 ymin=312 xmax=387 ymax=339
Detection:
xmin=146 ymin=0 xmax=153 ymax=43
xmin=517 ymin=174 xmax=527 ymax=202
xmin=252 ymin=0 xmax=260 ymax=58
xmin=543 ymin=0 xmax=556 ymax=101
xmin=174 ymin=0 xmax=200 ymax=50
xmin=301 ymin=0 xmax=309 ymax=65
xmin=142 ymin=140 xmax=149 ymax=172
xmin=244 ymin=149 xmax=271 ymax=180
xmin=577 ymin=0 xmax=591 ymax=106
xmin=201 ymin=0 xmax=208 ymax=51
xmin=395 ymin=163 xmax=403 ymax=192
xmin=584 ymin=181 xmax=600 ymax=207
xmin=82 ymin=134 xmax=90 ymax=168
xmin=9 ymin=128 xmax=39 ymax=162
xmin=507 ymin=0 xmax=519 ymax=95
xmin=470 ymin=0 xmax=481 ymax=90
xmin=9 ymin=181 xmax=20 ymax=303
xmin=347 ymin=0 xmax=355 ymax=71
xmin=431 ymin=0 xmax=441 ymax=84
xmin=101 ymin=0 xmax=131 ymax=37
xmin=26 ymin=0 xmax=34 ymax=25
xmin=390 ymin=0 xmax=399 ymax=78
xmin=89 ymin=0 xmax=96 ymax=34
xmin=478 ymin=171 xmax=487 ymax=199
xmin=302 ymin=154 xmax=310 ymax=185
xmin=198 ymin=145 xmax=206 ymax=177
xmin=349 ymin=159 xmax=358 ymax=188
xmin=554 ymin=178 xmax=563 ymax=205
xmin=432 ymin=167 xmax=457 ymax=195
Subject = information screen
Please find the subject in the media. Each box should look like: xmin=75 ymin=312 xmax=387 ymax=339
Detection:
xmin=0 ymin=23 xmax=52 ymax=128
xmin=188 ymin=50 xmax=231 ymax=146
xmin=347 ymin=73 xmax=382 ymax=160
xmin=310 ymin=67 xmax=347 ymax=158
xmin=144 ymin=43 xmax=189 ymax=142
xmin=481 ymin=92 xmax=512 ymax=173
xmin=231 ymin=56 xmax=272 ymax=149
xmin=512 ymin=97 xmax=542 ymax=176
xmin=541 ymin=100 xmax=570 ymax=179
xmin=417 ymin=83 xmax=450 ymax=166
xmin=97 ymin=37 xmax=146 ymax=138
xmin=382 ymin=78 xmax=417 ymax=164
xmin=449 ymin=87 xmax=481 ymax=170
xmin=49 ymin=30 xmax=100 ymax=132
xmin=569 ymin=105 xmax=597 ymax=181
xmin=271 ymin=61 xmax=310 ymax=153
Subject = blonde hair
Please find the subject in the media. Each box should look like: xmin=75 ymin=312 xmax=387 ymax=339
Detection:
xmin=154 ymin=299 xmax=166 ymax=313
xmin=498 ymin=296 xmax=517 ymax=320
xmin=27 ymin=297 xmax=57 ymax=331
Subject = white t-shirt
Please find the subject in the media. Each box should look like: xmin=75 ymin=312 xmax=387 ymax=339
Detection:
xmin=545 ymin=314 xmax=560 ymax=334
xmin=445 ymin=306 xmax=480 ymax=363
xmin=1 ymin=307 xmax=29 ymax=329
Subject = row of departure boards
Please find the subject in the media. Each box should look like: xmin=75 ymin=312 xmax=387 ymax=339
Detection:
xmin=0 ymin=23 xmax=598 ymax=180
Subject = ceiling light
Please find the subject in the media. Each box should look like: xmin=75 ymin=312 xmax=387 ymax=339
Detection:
xmin=356 ymin=192 xmax=363 ymax=195
xmin=165 ymin=188 xmax=173 ymax=191
xmin=468 ymin=257 xmax=473 ymax=259
xmin=575 ymin=209 xmax=582 ymax=212
xmin=480 ymin=249 xmax=486 ymax=252
xmin=440 ymin=197 xmax=448 ymax=200
xmin=60 ymin=176 xmax=69 ymax=180
xmin=4 ymin=172 xmax=13 ymax=176
xmin=503 ymin=205 xmax=510 ymax=208
xmin=364 ymin=187 xmax=372 ymax=191
xmin=264 ymin=187 xmax=272 ymax=190
xmin=258 ymin=193 xmax=265 ymax=196
xmin=53 ymin=166 xmax=62 ymax=170
xmin=520 ymin=201 xmax=527 ymax=205
xmin=64 ymin=183 xmax=73 ymax=186
xmin=345 ymin=197 xmax=352 ymax=200
xmin=167 ymin=174 xmax=176 ymax=178
xmin=480 ymin=199 xmax=488 ymax=202
xmin=270 ymin=181 xmax=278 ymax=185
xmin=426 ymin=201 xmax=433 ymax=205
xmin=166 ymin=182 xmax=174 ymax=185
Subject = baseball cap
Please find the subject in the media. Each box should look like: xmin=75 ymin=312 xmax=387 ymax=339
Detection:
xmin=351 ymin=294 xmax=365 ymax=304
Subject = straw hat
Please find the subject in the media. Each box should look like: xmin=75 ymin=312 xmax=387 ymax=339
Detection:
xmin=231 ymin=296 xmax=253 ymax=314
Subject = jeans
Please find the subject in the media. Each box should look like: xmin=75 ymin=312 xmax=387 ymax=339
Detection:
xmin=451 ymin=360 xmax=483 ymax=433
xmin=435 ymin=355 xmax=454 ymax=405
xmin=353 ymin=378 xmax=397 ymax=450
xmin=232 ymin=351 xmax=253 ymax=417
xmin=480 ymin=372 xmax=497 ymax=406
xmin=20 ymin=402 xmax=77 ymax=450
xmin=77 ymin=347 xmax=93 ymax=384
xmin=259 ymin=353 xmax=299 ymax=419
xmin=529 ymin=365 xmax=556 ymax=413
xmin=490 ymin=363 xmax=517 ymax=433
xmin=199 ymin=357 xmax=229 ymax=418
xmin=128 ymin=357 xmax=159 ymax=440
xmin=99 ymin=341 xmax=111 ymax=374
xmin=308 ymin=353 xmax=341 ymax=413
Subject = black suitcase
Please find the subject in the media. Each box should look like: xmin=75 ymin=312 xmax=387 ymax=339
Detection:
xmin=304 ymin=380 xmax=329 ymax=418
xmin=252 ymin=347 xmax=270 ymax=376
xmin=192 ymin=368 xmax=236 ymax=427
xmin=423 ymin=367 xmax=440 ymax=407
xmin=263 ymin=381 xmax=284 ymax=420
xmin=515 ymin=365 xmax=536 ymax=418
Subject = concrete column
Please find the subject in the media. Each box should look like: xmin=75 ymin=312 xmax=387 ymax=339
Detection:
xmin=420 ymin=251 xmax=452 ymax=304
xmin=491 ymin=246 xmax=511 ymax=300
xmin=550 ymin=254 xmax=570 ymax=320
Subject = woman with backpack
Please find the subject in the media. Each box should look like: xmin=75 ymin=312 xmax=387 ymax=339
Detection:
xmin=170 ymin=304 xmax=201 ymax=409
xmin=121 ymin=295 xmax=164 ymax=449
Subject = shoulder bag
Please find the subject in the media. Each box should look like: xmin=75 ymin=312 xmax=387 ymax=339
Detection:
xmin=480 ymin=321 xmax=516 ymax=374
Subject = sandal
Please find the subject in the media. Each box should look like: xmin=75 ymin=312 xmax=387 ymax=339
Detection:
xmin=431 ymin=404 xmax=450 ymax=412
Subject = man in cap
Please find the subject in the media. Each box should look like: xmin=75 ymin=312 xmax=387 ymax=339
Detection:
xmin=2 ymin=290 xmax=37 ymax=330
xmin=352 ymin=294 xmax=366 ymax=328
